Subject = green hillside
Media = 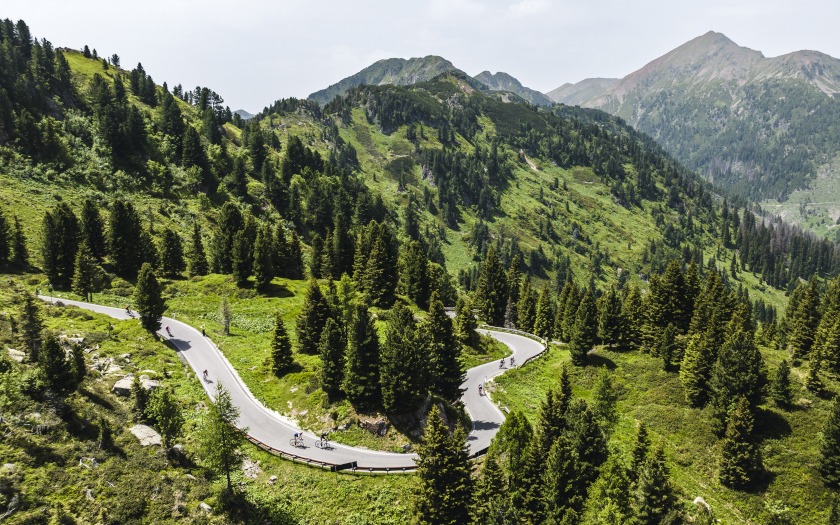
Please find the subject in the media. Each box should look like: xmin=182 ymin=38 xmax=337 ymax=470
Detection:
xmin=2 ymin=18 xmax=840 ymax=524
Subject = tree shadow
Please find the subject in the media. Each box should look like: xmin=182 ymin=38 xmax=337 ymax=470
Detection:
xmin=754 ymin=408 xmax=792 ymax=440
xmin=219 ymin=488 xmax=299 ymax=524
xmin=78 ymin=387 xmax=114 ymax=410
xmin=586 ymin=352 xmax=617 ymax=370
xmin=263 ymin=282 xmax=294 ymax=298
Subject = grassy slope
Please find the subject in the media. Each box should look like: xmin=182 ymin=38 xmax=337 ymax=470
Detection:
xmin=494 ymin=342 xmax=833 ymax=524
xmin=1 ymin=277 xmax=417 ymax=524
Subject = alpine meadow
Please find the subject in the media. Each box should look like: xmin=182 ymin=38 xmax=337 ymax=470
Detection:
xmin=3 ymin=15 xmax=840 ymax=525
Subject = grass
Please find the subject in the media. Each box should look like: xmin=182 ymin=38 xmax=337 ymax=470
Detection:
xmin=493 ymin=342 xmax=836 ymax=524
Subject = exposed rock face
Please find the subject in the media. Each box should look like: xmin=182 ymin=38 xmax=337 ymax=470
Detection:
xmin=358 ymin=417 xmax=389 ymax=437
xmin=5 ymin=348 xmax=24 ymax=363
xmin=111 ymin=374 xmax=159 ymax=396
xmin=129 ymin=424 xmax=161 ymax=446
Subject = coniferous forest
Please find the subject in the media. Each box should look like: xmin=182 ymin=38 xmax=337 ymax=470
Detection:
xmin=1 ymin=18 xmax=840 ymax=524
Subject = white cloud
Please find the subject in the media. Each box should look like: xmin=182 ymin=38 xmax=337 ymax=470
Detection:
xmin=508 ymin=0 xmax=550 ymax=18
xmin=427 ymin=0 xmax=488 ymax=20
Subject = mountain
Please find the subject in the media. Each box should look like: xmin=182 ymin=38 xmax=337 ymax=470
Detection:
xmin=473 ymin=70 xmax=553 ymax=105
xmin=234 ymin=108 xmax=254 ymax=120
xmin=548 ymin=31 xmax=840 ymax=237
xmin=307 ymin=55 xmax=465 ymax=105
xmin=545 ymin=77 xmax=618 ymax=105
xmin=4 ymin=18 xmax=840 ymax=525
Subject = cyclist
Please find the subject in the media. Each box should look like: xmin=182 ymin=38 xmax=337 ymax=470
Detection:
xmin=478 ymin=383 xmax=483 ymax=396
xmin=499 ymin=358 xmax=505 ymax=369
xmin=125 ymin=304 xmax=131 ymax=314
xmin=166 ymin=326 xmax=173 ymax=337
xmin=510 ymin=356 xmax=516 ymax=367
xmin=293 ymin=432 xmax=303 ymax=447
xmin=319 ymin=432 xmax=329 ymax=448
xmin=202 ymin=369 xmax=208 ymax=381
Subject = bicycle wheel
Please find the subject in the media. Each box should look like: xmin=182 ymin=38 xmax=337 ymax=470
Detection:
xmin=315 ymin=440 xmax=324 ymax=449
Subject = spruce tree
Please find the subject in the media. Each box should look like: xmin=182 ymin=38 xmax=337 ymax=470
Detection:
xmin=471 ymin=450 xmax=508 ymax=524
xmin=719 ymin=397 xmax=762 ymax=489
xmin=415 ymin=405 xmax=472 ymax=525
xmin=131 ymin=375 xmax=149 ymax=422
xmin=542 ymin=435 xmax=583 ymax=524
xmin=11 ymin=216 xmax=28 ymax=268
xmin=569 ymin=289 xmax=597 ymax=366
xmin=270 ymin=313 xmax=293 ymax=376
xmin=517 ymin=278 xmax=537 ymax=332
xmin=657 ymin=322 xmax=679 ymax=371
xmin=145 ymin=387 xmax=184 ymax=448
xmin=423 ymin=293 xmax=464 ymax=402
xmin=19 ymin=291 xmax=44 ymax=362
xmin=400 ymin=239 xmax=430 ymax=307
xmin=622 ymin=285 xmax=644 ymax=350
xmin=829 ymin=496 xmax=840 ymax=525
xmin=39 ymin=332 xmax=78 ymax=394
xmin=295 ymin=279 xmax=331 ymax=355
xmin=231 ymin=230 xmax=252 ymax=286
xmin=455 ymin=297 xmax=479 ymax=347
xmin=187 ymin=221 xmax=209 ymax=276
xmin=108 ymin=199 xmax=144 ymax=279
xmin=769 ymin=359 xmax=794 ymax=408
xmin=287 ymin=230 xmax=305 ymax=279
xmin=41 ymin=203 xmax=79 ymax=289
xmin=0 ymin=208 xmax=10 ymax=269
xmin=209 ymin=202 xmax=242 ymax=274
xmin=592 ymin=368 xmax=618 ymax=431
xmin=630 ymin=422 xmax=651 ymax=482
xmin=788 ymin=279 xmax=821 ymax=361
xmin=633 ymin=445 xmax=678 ymax=525
xmin=566 ymin=398 xmax=608 ymax=490
xmin=532 ymin=286 xmax=554 ymax=339
xmin=159 ymin=228 xmax=185 ymax=278
xmin=505 ymin=255 xmax=523 ymax=328
xmin=80 ymin=198 xmax=106 ymax=259
xmin=474 ymin=247 xmax=508 ymax=325
xmin=598 ymin=286 xmax=624 ymax=348
xmin=380 ymin=303 xmax=427 ymax=413
xmin=680 ymin=332 xmax=715 ymax=407
xmin=709 ymin=330 xmax=766 ymax=435
xmin=820 ymin=397 xmax=840 ymax=490
xmin=585 ymin=452 xmax=633 ymax=525
xmin=318 ymin=318 xmax=345 ymax=401
xmin=72 ymin=242 xmax=99 ymax=301
xmin=134 ymin=262 xmax=166 ymax=332
xmin=343 ymin=300 xmax=381 ymax=410
xmin=492 ymin=410 xmax=533 ymax=492
xmin=252 ymin=224 xmax=274 ymax=293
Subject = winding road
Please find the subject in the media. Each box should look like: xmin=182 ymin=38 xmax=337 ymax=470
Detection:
xmin=40 ymin=296 xmax=546 ymax=471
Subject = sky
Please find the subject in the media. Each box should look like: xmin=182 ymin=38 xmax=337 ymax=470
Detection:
xmin=6 ymin=0 xmax=840 ymax=111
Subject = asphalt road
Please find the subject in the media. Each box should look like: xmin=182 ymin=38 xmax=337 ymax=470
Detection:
xmin=40 ymin=296 xmax=546 ymax=470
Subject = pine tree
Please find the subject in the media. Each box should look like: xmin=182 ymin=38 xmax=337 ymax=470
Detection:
xmin=719 ymin=397 xmax=762 ymax=489
xmin=474 ymin=247 xmax=508 ymax=325
xmin=380 ymin=303 xmax=427 ymax=413
xmin=134 ymin=262 xmax=166 ymax=332
xmin=41 ymin=203 xmax=79 ymax=289
xmin=343 ymin=300 xmax=381 ymax=410
xmin=569 ymin=289 xmax=597 ymax=366
xmin=584 ymin=452 xmax=632 ymax=525
xmin=19 ymin=291 xmax=44 ymax=362
xmin=657 ymin=322 xmax=679 ymax=371
xmin=400 ymin=239 xmax=430 ymax=307
xmin=295 ymin=279 xmax=331 ymax=355
xmin=492 ymin=410 xmax=533 ymax=492
xmin=769 ymin=359 xmax=794 ymax=408
xmin=199 ymin=384 xmax=246 ymax=493
xmin=145 ymin=387 xmax=184 ymax=448
xmin=788 ymin=279 xmax=821 ymax=361
xmin=318 ymin=318 xmax=345 ymax=401
xmin=415 ymin=405 xmax=472 ymax=525
xmin=80 ymin=198 xmax=106 ymax=259
xmin=209 ymin=202 xmax=242 ymax=274
xmin=0 ymin=208 xmax=10 ymax=269
xmin=630 ymin=422 xmax=651 ymax=482
xmin=532 ymin=286 xmax=554 ymax=339
xmin=108 ymin=199 xmax=144 ymax=279
xmin=633 ymin=446 xmax=678 ymax=525
xmin=270 ymin=313 xmax=293 ymax=376
xmin=11 ymin=216 xmax=28 ymax=268
xmin=187 ymin=221 xmax=209 ymax=276
xmin=820 ymin=398 xmax=840 ymax=489
xmin=829 ymin=496 xmax=840 ymax=525
xmin=566 ymin=398 xmax=608 ymax=490
xmin=231 ymin=230 xmax=252 ymax=286
xmin=505 ymin=255 xmax=523 ymax=329
xmin=72 ymin=242 xmax=100 ymax=301
xmin=622 ymin=285 xmax=644 ymax=350
xmin=287 ymin=230 xmax=305 ymax=279
xmin=423 ymin=293 xmax=464 ymax=402
xmin=598 ymin=286 xmax=624 ymax=348
xmin=709 ymin=330 xmax=766 ymax=435
xmin=517 ymin=278 xmax=537 ymax=332
xmin=159 ymin=228 xmax=185 ymax=278
xmin=39 ymin=332 xmax=77 ymax=394
xmin=471 ymin=450 xmax=508 ymax=524
xmin=252 ymin=224 xmax=274 ymax=293
xmin=455 ymin=297 xmax=478 ymax=347
xmin=680 ymin=332 xmax=715 ymax=407
xmin=131 ymin=375 xmax=148 ymax=422
xmin=542 ymin=435 xmax=583 ymax=524
xmin=592 ymin=368 xmax=618 ymax=431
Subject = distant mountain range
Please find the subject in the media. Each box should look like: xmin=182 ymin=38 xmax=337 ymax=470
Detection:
xmin=234 ymin=109 xmax=254 ymax=120
xmin=308 ymin=56 xmax=553 ymax=107
xmin=546 ymin=32 xmax=840 ymax=237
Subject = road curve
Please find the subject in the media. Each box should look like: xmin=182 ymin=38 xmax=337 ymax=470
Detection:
xmin=40 ymin=296 xmax=546 ymax=470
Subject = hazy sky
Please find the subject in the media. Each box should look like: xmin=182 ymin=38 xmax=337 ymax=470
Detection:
xmin=6 ymin=0 xmax=839 ymax=111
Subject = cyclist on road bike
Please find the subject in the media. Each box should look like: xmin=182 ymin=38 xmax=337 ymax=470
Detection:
xmin=166 ymin=326 xmax=172 ymax=337
xmin=319 ymin=432 xmax=329 ymax=447
xmin=202 ymin=369 xmax=208 ymax=381
xmin=499 ymin=358 xmax=505 ymax=369
xmin=478 ymin=383 xmax=483 ymax=395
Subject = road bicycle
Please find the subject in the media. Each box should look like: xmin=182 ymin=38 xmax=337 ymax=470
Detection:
xmin=315 ymin=436 xmax=331 ymax=450
xmin=289 ymin=434 xmax=304 ymax=448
